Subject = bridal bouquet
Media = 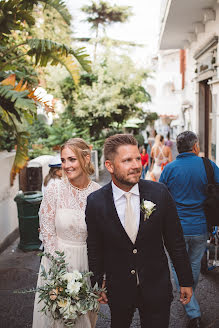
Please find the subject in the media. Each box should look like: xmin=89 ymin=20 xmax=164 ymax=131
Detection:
xmin=19 ymin=252 xmax=103 ymax=327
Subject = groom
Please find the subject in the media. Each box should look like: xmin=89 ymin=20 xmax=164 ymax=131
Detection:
xmin=85 ymin=134 xmax=193 ymax=328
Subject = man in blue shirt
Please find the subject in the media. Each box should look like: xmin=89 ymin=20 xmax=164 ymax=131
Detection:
xmin=160 ymin=131 xmax=219 ymax=328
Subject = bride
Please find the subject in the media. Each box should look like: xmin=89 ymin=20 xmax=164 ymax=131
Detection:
xmin=32 ymin=138 xmax=100 ymax=328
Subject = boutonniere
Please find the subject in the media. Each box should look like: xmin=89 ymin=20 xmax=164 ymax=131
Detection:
xmin=140 ymin=199 xmax=156 ymax=221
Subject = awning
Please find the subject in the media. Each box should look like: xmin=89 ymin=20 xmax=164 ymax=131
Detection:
xmin=123 ymin=118 xmax=144 ymax=128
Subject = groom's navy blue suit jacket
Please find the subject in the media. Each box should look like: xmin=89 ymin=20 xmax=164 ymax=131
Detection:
xmin=85 ymin=179 xmax=193 ymax=308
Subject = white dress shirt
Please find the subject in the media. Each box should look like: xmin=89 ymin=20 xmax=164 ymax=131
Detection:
xmin=111 ymin=181 xmax=140 ymax=229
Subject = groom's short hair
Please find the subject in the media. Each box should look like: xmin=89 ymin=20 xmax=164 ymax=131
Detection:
xmin=104 ymin=134 xmax=137 ymax=160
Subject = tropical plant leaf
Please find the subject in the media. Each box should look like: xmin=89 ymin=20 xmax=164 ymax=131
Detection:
xmin=0 ymin=74 xmax=56 ymax=184
xmin=39 ymin=0 xmax=71 ymax=25
xmin=1 ymin=74 xmax=16 ymax=87
xmin=26 ymin=39 xmax=91 ymax=84
xmin=51 ymin=54 xmax=80 ymax=85
xmin=0 ymin=0 xmax=35 ymax=34
xmin=1 ymin=74 xmax=54 ymax=112
xmin=10 ymin=131 xmax=29 ymax=186
xmin=69 ymin=47 xmax=92 ymax=73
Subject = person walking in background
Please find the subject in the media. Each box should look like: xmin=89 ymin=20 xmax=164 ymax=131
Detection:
xmin=159 ymin=131 xmax=219 ymax=328
xmin=140 ymin=147 xmax=149 ymax=179
xmin=165 ymin=131 xmax=173 ymax=149
xmin=150 ymin=135 xmax=172 ymax=181
xmin=147 ymin=136 xmax=152 ymax=169
xmin=86 ymin=134 xmax=193 ymax=328
xmin=41 ymin=154 xmax=62 ymax=195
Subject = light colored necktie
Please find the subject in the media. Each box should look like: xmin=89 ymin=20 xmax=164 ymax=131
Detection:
xmin=124 ymin=192 xmax=138 ymax=244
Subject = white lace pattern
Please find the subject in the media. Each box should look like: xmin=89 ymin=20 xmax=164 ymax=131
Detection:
xmin=39 ymin=178 xmax=100 ymax=255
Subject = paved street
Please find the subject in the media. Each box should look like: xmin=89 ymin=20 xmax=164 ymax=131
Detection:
xmin=0 ymin=165 xmax=219 ymax=328
xmin=0 ymin=236 xmax=218 ymax=328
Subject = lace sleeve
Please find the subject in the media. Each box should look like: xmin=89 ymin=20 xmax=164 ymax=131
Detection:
xmin=39 ymin=180 xmax=58 ymax=255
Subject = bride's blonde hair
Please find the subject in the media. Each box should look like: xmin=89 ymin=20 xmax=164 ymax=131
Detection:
xmin=61 ymin=138 xmax=94 ymax=176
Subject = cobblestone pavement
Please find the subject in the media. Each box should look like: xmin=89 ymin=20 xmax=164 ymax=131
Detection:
xmin=0 ymin=167 xmax=219 ymax=328
xmin=96 ymin=268 xmax=219 ymax=328
xmin=0 ymin=238 xmax=218 ymax=328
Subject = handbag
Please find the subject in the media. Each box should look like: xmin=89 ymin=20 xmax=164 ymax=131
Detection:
xmin=202 ymin=157 xmax=219 ymax=229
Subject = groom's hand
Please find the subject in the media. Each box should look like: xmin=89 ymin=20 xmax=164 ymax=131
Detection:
xmin=180 ymin=287 xmax=193 ymax=305
xmin=98 ymin=279 xmax=108 ymax=304
xmin=98 ymin=291 xmax=108 ymax=304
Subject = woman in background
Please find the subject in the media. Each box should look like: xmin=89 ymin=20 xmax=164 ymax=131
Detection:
xmin=42 ymin=155 xmax=62 ymax=195
xmin=150 ymin=135 xmax=172 ymax=182
xmin=140 ymin=147 xmax=149 ymax=179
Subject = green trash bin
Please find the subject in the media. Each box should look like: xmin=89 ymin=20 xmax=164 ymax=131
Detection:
xmin=14 ymin=191 xmax=43 ymax=251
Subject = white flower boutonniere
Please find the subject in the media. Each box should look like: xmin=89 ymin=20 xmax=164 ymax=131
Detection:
xmin=140 ymin=199 xmax=156 ymax=221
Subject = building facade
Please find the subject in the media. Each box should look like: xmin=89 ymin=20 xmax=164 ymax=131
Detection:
xmin=159 ymin=0 xmax=219 ymax=165
xmin=146 ymin=49 xmax=188 ymax=139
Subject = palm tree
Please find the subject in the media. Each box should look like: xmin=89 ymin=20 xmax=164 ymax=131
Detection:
xmin=81 ymin=0 xmax=132 ymax=58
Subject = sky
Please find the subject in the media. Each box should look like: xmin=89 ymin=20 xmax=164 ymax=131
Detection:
xmin=65 ymin=0 xmax=162 ymax=66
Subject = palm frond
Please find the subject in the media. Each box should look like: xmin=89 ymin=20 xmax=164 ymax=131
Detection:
xmin=0 ymin=74 xmax=55 ymax=184
xmin=26 ymin=39 xmax=91 ymax=84
xmin=50 ymin=54 xmax=80 ymax=85
xmin=0 ymin=0 xmax=35 ymax=34
xmin=69 ymin=47 xmax=92 ymax=73
xmin=39 ymin=0 xmax=71 ymax=25
xmin=10 ymin=131 xmax=29 ymax=186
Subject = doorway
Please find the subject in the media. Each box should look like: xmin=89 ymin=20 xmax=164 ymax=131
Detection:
xmin=199 ymin=80 xmax=214 ymax=159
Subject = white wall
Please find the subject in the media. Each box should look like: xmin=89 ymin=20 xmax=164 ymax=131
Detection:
xmin=183 ymin=5 xmax=219 ymax=165
xmin=147 ymin=50 xmax=183 ymax=117
xmin=0 ymin=151 xmax=19 ymax=245
xmin=0 ymin=153 xmax=54 ymax=247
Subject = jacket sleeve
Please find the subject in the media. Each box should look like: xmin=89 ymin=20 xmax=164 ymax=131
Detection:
xmin=85 ymin=194 xmax=104 ymax=287
xmin=161 ymin=185 xmax=194 ymax=287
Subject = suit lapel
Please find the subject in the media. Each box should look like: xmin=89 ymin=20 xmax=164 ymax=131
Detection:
xmin=103 ymin=182 xmax=133 ymax=246
xmin=135 ymin=180 xmax=152 ymax=244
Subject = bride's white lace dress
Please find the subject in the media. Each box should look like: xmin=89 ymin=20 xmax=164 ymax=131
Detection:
xmin=32 ymin=178 xmax=100 ymax=328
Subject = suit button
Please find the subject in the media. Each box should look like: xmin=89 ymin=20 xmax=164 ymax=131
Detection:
xmin=131 ymin=270 xmax=135 ymax=275
xmin=133 ymin=249 xmax=137 ymax=254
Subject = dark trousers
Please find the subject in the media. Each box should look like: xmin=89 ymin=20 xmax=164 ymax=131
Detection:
xmin=109 ymin=287 xmax=170 ymax=328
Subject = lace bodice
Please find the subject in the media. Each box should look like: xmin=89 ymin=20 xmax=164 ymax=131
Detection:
xmin=39 ymin=178 xmax=100 ymax=255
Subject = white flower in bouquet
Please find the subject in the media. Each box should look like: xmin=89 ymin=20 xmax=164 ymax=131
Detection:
xmin=72 ymin=270 xmax=82 ymax=281
xmin=67 ymin=281 xmax=82 ymax=295
xmin=62 ymin=273 xmax=75 ymax=283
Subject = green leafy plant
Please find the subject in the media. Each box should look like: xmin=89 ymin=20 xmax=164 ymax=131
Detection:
xmin=0 ymin=0 xmax=91 ymax=184
xmin=0 ymin=74 xmax=53 ymax=184
xmin=72 ymin=55 xmax=151 ymax=139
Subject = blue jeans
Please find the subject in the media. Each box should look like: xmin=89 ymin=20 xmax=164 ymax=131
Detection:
xmin=171 ymin=233 xmax=208 ymax=319
xmin=141 ymin=166 xmax=148 ymax=179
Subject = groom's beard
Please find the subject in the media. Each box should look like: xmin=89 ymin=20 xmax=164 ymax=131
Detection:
xmin=113 ymin=168 xmax=141 ymax=186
